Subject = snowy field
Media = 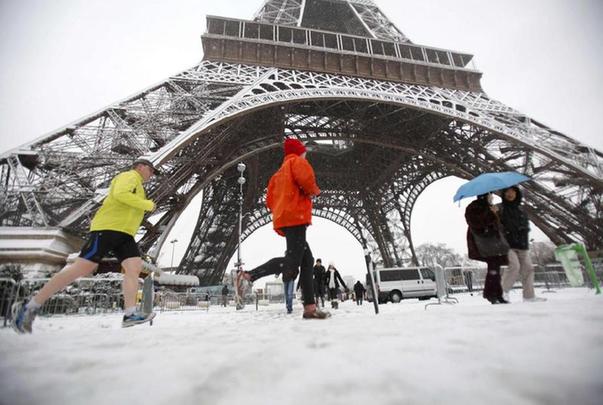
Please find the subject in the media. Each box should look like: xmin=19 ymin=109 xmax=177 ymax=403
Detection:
xmin=1 ymin=288 xmax=602 ymax=405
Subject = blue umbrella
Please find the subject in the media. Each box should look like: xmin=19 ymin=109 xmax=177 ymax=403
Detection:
xmin=453 ymin=172 xmax=531 ymax=202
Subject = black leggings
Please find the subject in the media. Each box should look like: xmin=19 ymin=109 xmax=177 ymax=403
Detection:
xmin=247 ymin=225 xmax=315 ymax=305
xmin=314 ymin=287 xmax=325 ymax=306
xmin=483 ymin=257 xmax=505 ymax=301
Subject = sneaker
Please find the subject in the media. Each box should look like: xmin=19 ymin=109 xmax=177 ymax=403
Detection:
xmin=524 ymin=296 xmax=547 ymax=303
xmin=11 ymin=301 xmax=38 ymax=334
xmin=122 ymin=311 xmax=156 ymax=328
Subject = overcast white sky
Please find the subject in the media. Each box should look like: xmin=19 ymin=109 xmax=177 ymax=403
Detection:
xmin=1 ymin=0 xmax=602 ymax=282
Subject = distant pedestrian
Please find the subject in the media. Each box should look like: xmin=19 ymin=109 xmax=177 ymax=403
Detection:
xmin=465 ymin=193 xmax=509 ymax=304
xmin=313 ymin=259 xmax=326 ymax=307
xmin=325 ymin=263 xmax=348 ymax=302
xmin=498 ymin=186 xmax=546 ymax=303
xmin=234 ymin=138 xmax=330 ymax=319
xmin=463 ymin=269 xmax=474 ymax=295
xmin=353 ymin=281 xmax=366 ymax=305
xmin=221 ymin=285 xmax=229 ymax=307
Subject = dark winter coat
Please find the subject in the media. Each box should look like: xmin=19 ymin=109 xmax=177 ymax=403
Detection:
xmin=313 ymin=264 xmax=326 ymax=292
xmin=498 ymin=186 xmax=530 ymax=250
xmin=353 ymin=281 xmax=366 ymax=296
xmin=464 ymin=197 xmax=508 ymax=263
xmin=325 ymin=267 xmax=347 ymax=290
xmin=221 ymin=285 xmax=228 ymax=296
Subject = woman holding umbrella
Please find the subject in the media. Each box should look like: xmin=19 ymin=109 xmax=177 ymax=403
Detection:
xmin=465 ymin=193 xmax=510 ymax=304
xmin=455 ymin=172 xmax=530 ymax=304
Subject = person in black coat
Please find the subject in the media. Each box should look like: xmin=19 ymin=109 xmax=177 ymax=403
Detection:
xmin=325 ymin=263 xmax=348 ymax=301
xmin=313 ymin=259 xmax=326 ymax=307
xmin=353 ymin=281 xmax=366 ymax=305
xmin=221 ymin=284 xmax=229 ymax=307
xmin=498 ymin=186 xmax=546 ymax=302
xmin=465 ymin=193 xmax=509 ymax=304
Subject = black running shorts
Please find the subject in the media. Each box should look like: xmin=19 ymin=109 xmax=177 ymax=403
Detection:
xmin=78 ymin=230 xmax=141 ymax=264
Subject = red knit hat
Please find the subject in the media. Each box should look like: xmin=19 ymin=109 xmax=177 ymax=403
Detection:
xmin=284 ymin=138 xmax=306 ymax=156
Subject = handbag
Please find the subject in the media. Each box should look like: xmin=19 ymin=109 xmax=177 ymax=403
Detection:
xmin=471 ymin=228 xmax=510 ymax=257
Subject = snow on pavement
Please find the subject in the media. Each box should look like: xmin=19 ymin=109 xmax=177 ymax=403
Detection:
xmin=1 ymin=288 xmax=602 ymax=405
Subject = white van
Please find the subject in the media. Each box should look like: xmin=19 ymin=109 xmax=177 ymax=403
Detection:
xmin=369 ymin=267 xmax=437 ymax=303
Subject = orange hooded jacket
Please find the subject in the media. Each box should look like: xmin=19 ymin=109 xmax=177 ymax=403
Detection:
xmin=266 ymin=154 xmax=320 ymax=235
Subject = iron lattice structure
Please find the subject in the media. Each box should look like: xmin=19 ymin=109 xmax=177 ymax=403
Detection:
xmin=1 ymin=0 xmax=602 ymax=285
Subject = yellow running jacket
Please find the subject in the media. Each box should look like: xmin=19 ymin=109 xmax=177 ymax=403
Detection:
xmin=90 ymin=170 xmax=155 ymax=236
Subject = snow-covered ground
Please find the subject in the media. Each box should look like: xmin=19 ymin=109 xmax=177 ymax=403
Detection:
xmin=1 ymin=288 xmax=602 ymax=405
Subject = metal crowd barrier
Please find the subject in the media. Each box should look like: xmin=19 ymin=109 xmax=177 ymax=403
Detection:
xmin=155 ymin=291 xmax=214 ymax=311
xmin=0 ymin=278 xmax=19 ymax=327
xmin=0 ymin=277 xmax=147 ymax=327
xmin=442 ymin=263 xmax=601 ymax=295
xmin=442 ymin=267 xmax=487 ymax=293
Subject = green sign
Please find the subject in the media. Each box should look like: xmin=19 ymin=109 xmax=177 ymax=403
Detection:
xmin=554 ymin=243 xmax=601 ymax=294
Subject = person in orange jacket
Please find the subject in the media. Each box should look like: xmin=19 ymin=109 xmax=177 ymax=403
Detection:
xmin=236 ymin=138 xmax=330 ymax=319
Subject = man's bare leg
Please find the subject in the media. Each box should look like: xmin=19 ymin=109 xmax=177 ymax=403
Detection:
xmin=31 ymin=258 xmax=98 ymax=306
xmin=121 ymin=257 xmax=143 ymax=310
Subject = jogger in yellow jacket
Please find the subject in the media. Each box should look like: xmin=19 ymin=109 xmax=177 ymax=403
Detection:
xmin=12 ymin=159 xmax=159 ymax=333
xmin=91 ymin=169 xmax=155 ymax=236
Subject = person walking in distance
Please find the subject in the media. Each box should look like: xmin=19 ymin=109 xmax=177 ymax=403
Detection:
xmin=235 ymin=138 xmax=330 ymax=319
xmin=353 ymin=281 xmax=366 ymax=305
xmin=325 ymin=263 xmax=348 ymax=303
xmin=221 ymin=284 xmax=229 ymax=307
xmin=463 ymin=269 xmax=474 ymax=296
xmin=12 ymin=159 xmax=159 ymax=333
xmin=313 ymin=258 xmax=326 ymax=307
xmin=498 ymin=186 xmax=546 ymax=303
xmin=465 ymin=193 xmax=509 ymax=305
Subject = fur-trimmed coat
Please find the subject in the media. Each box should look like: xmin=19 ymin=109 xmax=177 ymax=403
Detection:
xmin=465 ymin=198 xmax=508 ymax=264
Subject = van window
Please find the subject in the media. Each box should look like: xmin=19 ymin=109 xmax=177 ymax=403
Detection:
xmin=420 ymin=268 xmax=435 ymax=281
xmin=379 ymin=269 xmax=421 ymax=281
xmin=380 ymin=270 xmax=403 ymax=281
xmin=400 ymin=269 xmax=421 ymax=280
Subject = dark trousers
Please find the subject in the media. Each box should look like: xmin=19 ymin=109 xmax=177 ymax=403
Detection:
xmin=314 ymin=287 xmax=325 ymax=307
xmin=248 ymin=225 xmax=315 ymax=305
xmin=464 ymin=272 xmax=473 ymax=293
xmin=356 ymin=296 xmax=363 ymax=305
xmin=483 ymin=257 xmax=505 ymax=301
xmin=328 ymin=288 xmax=338 ymax=301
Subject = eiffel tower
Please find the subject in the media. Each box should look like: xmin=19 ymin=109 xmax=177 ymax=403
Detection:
xmin=1 ymin=0 xmax=601 ymax=283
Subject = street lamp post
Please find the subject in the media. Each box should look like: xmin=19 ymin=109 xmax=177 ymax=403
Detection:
xmin=169 ymin=238 xmax=178 ymax=270
xmin=236 ymin=162 xmax=246 ymax=270
xmin=362 ymin=229 xmax=379 ymax=315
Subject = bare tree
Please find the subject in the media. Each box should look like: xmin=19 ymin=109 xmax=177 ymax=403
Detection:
xmin=530 ymin=241 xmax=556 ymax=266
xmin=415 ymin=243 xmax=462 ymax=267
